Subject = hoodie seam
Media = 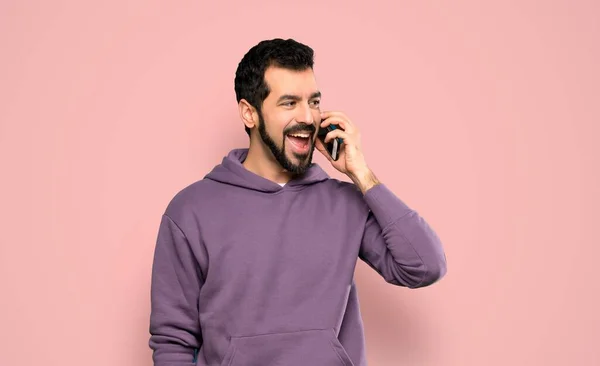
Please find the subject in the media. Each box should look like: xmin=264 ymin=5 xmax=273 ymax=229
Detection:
xmin=371 ymin=192 xmax=428 ymax=288
xmin=163 ymin=213 xmax=207 ymax=283
xmin=163 ymin=214 xmax=187 ymax=239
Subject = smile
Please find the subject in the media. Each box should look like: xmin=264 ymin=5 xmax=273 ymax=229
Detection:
xmin=286 ymin=133 xmax=312 ymax=154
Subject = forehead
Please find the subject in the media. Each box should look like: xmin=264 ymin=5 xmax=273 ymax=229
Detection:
xmin=264 ymin=66 xmax=318 ymax=97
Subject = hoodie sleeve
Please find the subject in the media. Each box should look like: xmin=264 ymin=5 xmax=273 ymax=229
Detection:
xmin=358 ymin=183 xmax=447 ymax=288
xmin=149 ymin=214 xmax=203 ymax=366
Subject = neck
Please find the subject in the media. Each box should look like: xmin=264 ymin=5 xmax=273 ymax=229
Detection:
xmin=242 ymin=137 xmax=293 ymax=184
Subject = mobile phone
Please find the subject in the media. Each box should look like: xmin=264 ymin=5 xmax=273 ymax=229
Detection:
xmin=317 ymin=123 xmax=343 ymax=161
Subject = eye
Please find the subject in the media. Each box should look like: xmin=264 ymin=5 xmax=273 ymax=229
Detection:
xmin=282 ymin=101 xmax=296 ymax=107
xmin=311 ymin=100 xmax=321 ymax=107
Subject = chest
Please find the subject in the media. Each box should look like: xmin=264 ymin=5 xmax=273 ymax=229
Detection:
xmin=198 ymin=188 xmax=367 ymax=286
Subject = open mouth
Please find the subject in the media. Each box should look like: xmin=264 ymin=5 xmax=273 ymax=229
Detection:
xmin=285 ymin=132 xmax=312 ymax=153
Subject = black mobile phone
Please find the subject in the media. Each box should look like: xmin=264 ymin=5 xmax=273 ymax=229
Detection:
xmin=317 ymin=123 xmax=343 ymax=161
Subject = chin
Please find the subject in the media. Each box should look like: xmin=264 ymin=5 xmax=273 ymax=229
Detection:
xmin=288 ymin=150 xmax=311 ymax=164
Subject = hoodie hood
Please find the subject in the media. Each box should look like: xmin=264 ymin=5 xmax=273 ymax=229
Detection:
xmin=204 ymin=148 xmax=330 ymax=193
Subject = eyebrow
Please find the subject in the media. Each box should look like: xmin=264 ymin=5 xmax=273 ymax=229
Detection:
xmin=277 ymin=91 xmax=321 ymax=103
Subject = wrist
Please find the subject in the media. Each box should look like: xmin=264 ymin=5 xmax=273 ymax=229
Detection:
xmin=350 ymin=168 xmax=380 ymax=194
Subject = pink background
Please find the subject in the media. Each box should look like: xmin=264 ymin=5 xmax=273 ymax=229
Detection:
xmin=1 ymin=1 xmax=599 ymax=365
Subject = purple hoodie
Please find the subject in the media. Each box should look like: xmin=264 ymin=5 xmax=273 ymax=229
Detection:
xmin=149 ymin=148 xmax=447 ymax=366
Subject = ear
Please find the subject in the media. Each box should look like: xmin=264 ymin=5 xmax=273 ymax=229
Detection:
xmin=238 ymin=99 xmax=258 ymax=130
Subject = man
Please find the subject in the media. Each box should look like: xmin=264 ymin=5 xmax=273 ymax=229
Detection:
xmin=149 ymin=38 xmax=447 ymax=366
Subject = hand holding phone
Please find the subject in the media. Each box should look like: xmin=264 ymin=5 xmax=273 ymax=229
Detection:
xmin=317 ymin=122 xmax=343 ymax=161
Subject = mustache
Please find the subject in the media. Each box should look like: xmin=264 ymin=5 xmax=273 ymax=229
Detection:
xmin=284 ymin=124 xmax=316 ymax=135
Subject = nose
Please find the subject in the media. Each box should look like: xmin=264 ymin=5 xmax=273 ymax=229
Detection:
xmin=296 ymin=102 xmax=315 ymax=124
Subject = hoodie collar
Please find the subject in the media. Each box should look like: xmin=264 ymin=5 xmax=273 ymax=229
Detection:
xmin=204 ymin=148 xmax=330 ymax=193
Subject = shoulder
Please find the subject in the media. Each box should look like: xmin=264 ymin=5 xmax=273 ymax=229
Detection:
xmin=321 ymin=177 xmax=361 ymax=194
xmin=318 ymin=178 xmax=370 ymax=210
xmin=162 ymin=178 xmax=220 ymax=225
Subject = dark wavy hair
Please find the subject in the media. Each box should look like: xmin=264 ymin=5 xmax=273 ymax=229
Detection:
xmin=234 ymin=38 xmax=315 ymax=136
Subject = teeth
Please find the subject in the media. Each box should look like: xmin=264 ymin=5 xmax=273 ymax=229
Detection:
xmin=289 ymin=133 xmax=310 ymax=138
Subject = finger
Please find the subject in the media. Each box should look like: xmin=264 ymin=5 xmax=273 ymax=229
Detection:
xmin=320 ymin=111 xmax=351 ymax=122
xmin=320 ymin=116 xmax=354 ymax=134
xmin=324 ymin=129 xmax=351 ymax=144
xmin=321 ymin=112 xmax=353 ymax=130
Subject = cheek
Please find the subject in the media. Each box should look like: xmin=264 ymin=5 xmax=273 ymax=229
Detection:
xmin=264 ymin=119 xmax=287 ymax=144
xmin=263 ymin=109 xmax=295 ymax=141
xmin=268 ymin=116 xmax=292 ymax=137
xmin=312 ymin=110 xmax=321 ymax=122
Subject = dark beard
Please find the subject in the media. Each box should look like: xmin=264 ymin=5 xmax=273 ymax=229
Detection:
xmin=257 ymin=111 xmax=315 ymax=176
